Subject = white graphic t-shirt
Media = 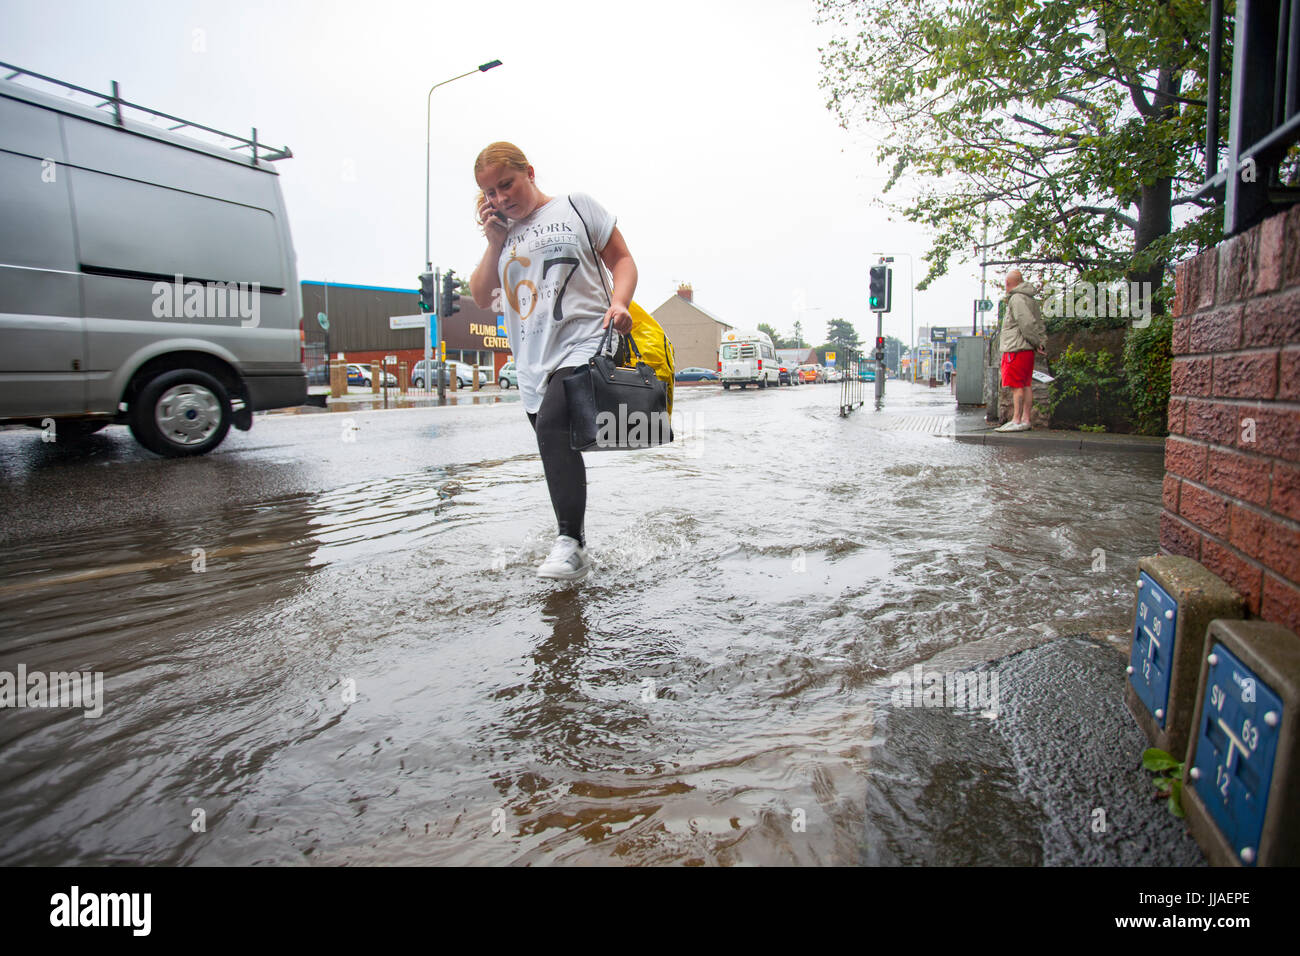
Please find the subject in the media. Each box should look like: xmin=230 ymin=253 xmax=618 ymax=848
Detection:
xmin=496 ymin=193 xmax=615 ymax=414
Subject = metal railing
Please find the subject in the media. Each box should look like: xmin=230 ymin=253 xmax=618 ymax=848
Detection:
xmin=838 ymin=347 xmax=866 ymax=416
xmin=0 ymin=61 xmax=291 ymax=164
xmin=1187 ymin=0 xmax=1300 ymax=234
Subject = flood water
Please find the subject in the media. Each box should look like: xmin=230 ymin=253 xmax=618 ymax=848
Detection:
xmin=0 ymin=381 xmax=1163 ymax=865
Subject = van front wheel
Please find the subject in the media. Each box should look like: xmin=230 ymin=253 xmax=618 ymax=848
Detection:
xmin=129 ymin=369 xmax=232 ymax=457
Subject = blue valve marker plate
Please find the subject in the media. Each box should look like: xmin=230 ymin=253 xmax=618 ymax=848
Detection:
xmin=1129 ymin=572 xmax=1177 ymax=727
xmin=1190 ymin=642 xmax=1282 ymax=866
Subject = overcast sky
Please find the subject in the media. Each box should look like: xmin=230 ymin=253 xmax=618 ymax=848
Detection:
xmin=2 ymin=0 xmax=999 ymax=348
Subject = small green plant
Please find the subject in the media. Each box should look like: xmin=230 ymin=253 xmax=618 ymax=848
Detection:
xmin=1049 ymin=344 xmax=1122 ymax=426
xmin=1143 ymin=748 xmax=1186 ymax=818
xmin=1080 ymin=423 xmax=1107 ymax=432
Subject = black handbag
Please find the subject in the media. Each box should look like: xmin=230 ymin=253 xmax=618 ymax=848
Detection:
xmin=563 ymin=322 xmax=672 ymax=450
xmin=561 ymin=197 xmax=672 ymax=451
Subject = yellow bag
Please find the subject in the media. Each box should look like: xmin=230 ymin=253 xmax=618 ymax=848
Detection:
xmin=616 ymin=302 xmax=676 ymax=416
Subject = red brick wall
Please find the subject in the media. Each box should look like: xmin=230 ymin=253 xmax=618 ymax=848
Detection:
xmin=1163 ymin=207 xmax=1300 ymax=633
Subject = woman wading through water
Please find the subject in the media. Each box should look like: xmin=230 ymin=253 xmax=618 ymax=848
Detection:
xmin=468 ymin=142 xmax=638 ymax=581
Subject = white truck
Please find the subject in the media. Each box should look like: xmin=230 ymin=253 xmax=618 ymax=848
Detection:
xmin=718 ymin=328 xmax=780 ymax=390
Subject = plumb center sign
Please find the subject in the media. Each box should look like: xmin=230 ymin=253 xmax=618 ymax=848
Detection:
xmin=470 ymin=321 xmax=510 ymax=349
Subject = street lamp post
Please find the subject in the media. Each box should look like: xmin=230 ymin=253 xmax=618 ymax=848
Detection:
xmin=425 ymin=60 xmax=502 ymax=271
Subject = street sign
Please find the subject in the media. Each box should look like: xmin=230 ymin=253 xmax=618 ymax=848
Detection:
xmin=826 ymin=351 xmax=836 ymax=367
xmin=1129 ymin=572 xmax=1177 ymax=731
xmin=1182 ymin=619 xmax=1300 ymax=866
xmin=317 ymin=311 xmax=329 ymax=331
xmin=390 ymin=313 xmax=431 ymax=330
xmin=977 ymin=299 xmax=994 ymax=312
xmin=384 ymin=355 xmax=397 ymax=364
xmin=1188 ymin=636 xmax=1282 ymax=865
xmin=931 ymin=328 xmax=948 ymax=343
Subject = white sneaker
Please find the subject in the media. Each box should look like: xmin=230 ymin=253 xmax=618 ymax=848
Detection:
xmin=995 ymin=420 xmax=1020 ymax=432
xmin=536 ymin=535 xmax=592 ymax=581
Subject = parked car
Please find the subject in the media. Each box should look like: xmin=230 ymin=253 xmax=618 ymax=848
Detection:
xmin=498 ymin=361 xmax=518 ymax=389
xmin=797 ymin=365 xmax=819 ymax=384
xmin=675 ymin=366 xmax=719 ymax=382
xmin=778 ymin=366 xmax=792 ymax=386
xmin=449 ymin=360 xmax=489 ymax=387
xmin=410 ymin=359 xmax=437 ymax=388
xmin=0 ymin=65 xmax=306 ymax=456
xmin=410 ymin=359 xmax=488 ymax=388
xmin=345 ymin=364 xmax=396 ymax=387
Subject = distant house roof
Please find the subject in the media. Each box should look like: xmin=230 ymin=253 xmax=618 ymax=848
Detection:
xmin=650 ymin=292 xmax=734 ymax=329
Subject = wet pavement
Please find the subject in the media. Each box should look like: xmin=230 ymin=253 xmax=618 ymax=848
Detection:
xmin=0 ymin=380 xmax=1197 ymax=865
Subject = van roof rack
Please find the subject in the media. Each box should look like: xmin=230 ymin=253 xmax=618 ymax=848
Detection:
xmin=0 ymin=60 xmax=292 ymax=164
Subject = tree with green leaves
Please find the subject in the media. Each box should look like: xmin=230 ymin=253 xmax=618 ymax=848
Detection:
xmin=827 ymin=317 xmax=861 ymax=346
xmin=815 ymin=0 xmax=1223 ymax=309
xmin=757 ymin=322 xmax=790 ymax=347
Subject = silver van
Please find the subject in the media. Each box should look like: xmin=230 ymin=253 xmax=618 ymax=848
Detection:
xmin=0 ymin=63 xmax=306 ymax=456
xmin=410 ymin=359 xmax=488 ymax=389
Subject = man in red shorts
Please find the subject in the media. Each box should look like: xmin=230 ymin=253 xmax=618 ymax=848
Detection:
xmin=996 ymin=269 xmax=1048 ymax=432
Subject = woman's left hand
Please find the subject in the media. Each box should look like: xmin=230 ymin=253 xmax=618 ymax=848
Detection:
xmin=602 ymin=305 xmax=633 ymax=334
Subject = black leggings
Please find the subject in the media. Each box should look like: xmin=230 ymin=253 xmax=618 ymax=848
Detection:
xmin=527 ymin=366 xmax=586 ymax=547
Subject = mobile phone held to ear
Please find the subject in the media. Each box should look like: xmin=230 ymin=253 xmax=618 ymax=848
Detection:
xmin=493 ymin=209 xmax=508 ymax=224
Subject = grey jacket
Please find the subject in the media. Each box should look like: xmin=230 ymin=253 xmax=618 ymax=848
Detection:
xmin=1000 ymin=282 xmax=1047 ymax=353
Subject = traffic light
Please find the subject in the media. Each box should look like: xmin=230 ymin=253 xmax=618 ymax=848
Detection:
xmin=868 ymin=264 xmax=892 ymax=313
xmin=418 ymin=272 xmax=435 ymax=312
xmin=441 ymin=270 xmax=461 ymax=319
xmin=875 ymin=335 xmax=885 ymax=362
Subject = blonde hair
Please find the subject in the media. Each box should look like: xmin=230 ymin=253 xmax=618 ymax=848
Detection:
xmin=473 ymin=142 xmax=531 ymax=221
